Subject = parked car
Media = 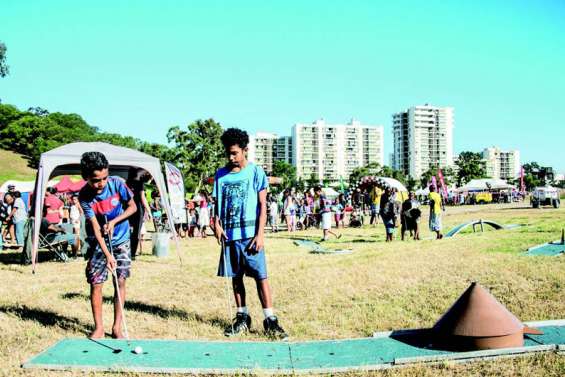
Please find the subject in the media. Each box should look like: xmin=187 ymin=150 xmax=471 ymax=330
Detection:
xmin=531 ymin=186 xmax=560 ymax=208
xmin=475 ymin=192 xmax=493 ymax=204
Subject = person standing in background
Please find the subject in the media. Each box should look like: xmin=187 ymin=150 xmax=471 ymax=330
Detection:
xmin=127 ymin=168 xmax=152 ymax=259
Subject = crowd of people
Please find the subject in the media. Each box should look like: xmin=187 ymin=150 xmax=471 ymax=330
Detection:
xmin=261 ymin=183 xmax=446 ymax=242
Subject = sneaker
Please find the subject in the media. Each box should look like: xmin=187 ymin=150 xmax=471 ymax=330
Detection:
xmin=263 ymin=316 xmax=288 ymax=340
xmin=224 ymin=312 xmax=251 ymax=337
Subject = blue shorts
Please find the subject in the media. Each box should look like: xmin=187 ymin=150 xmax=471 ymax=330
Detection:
xmin=217 ymin=238 xmax=268 ymax=280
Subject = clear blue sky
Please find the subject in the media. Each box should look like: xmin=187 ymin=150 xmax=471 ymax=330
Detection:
xmin=1 ymin=1 xmax=564 ymax=171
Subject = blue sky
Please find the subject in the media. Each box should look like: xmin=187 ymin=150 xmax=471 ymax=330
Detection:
xmin=1 ymin=1 xmax=564 ymax=171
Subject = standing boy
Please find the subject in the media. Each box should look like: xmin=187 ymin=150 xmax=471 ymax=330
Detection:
xmin=79 ymin=152 xmax=137 ymax=339
xmin=213 ymin=128 xmax=287 ymax=339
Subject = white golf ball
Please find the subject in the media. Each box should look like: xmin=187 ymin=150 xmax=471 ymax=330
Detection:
xmin=134 ymin=346 xmax=143 ymax=354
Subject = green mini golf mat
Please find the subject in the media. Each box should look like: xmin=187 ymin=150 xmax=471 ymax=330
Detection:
xmin=293 ymin=239 xmax=352 ymax=254
xmin=526 ymin=241 xmax=565 ymax=256
xmin=22 ymin=322 xmax=565 ymax=374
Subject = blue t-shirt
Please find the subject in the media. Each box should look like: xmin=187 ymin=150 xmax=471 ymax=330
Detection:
xmin=79 ymin=176 xmax=133 ymax=246
xmin=213 ymin=162 xmax=268 ymax=241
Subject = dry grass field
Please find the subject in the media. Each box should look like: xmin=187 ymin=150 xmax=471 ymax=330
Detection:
xmin=0 ymin=203 xmax=564 ymax=376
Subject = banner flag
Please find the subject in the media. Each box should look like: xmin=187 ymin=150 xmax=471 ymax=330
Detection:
xmin=165 ymin=162 xmax=187 ymax=224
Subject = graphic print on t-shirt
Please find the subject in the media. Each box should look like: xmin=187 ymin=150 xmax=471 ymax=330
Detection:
xmin=222 ymin=180 xmax=249 ymax=230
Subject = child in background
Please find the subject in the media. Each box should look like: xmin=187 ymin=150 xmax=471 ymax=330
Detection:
xmin=269 ymin=197 xmax=278 ymax=233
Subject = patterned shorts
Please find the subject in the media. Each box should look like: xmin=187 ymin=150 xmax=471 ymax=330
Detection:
xmin=85 ymin=240 xmax=131 ymax=285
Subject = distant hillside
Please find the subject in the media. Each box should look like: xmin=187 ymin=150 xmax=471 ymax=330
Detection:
xmin=0 ymin=149 xmax=37 ymax=184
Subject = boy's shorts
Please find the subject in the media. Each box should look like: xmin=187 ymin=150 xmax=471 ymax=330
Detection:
xmin=86 ymin=240 xmax=131 ymax=285
xmin=217 ymin=238 xmax=268 ymax=280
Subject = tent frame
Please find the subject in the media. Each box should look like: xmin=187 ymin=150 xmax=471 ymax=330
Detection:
xmin=31 ymin=142 xmax=179 ymax=273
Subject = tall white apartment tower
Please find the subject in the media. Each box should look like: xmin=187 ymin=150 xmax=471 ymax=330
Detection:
xmin=292 ymin=119 xmax=384 ymax=183
xmin=248 ymin=133 xmax=293 ymax=174
xmin=482 ymin=147 xmax=520 ymax=180
xmin=392 ymin=105 xmax=454 ymax=179
xmin=248 ymin=132 xmax=278 ymax=174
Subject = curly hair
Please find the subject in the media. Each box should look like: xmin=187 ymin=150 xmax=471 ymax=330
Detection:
xmin=220 ymin=128 xmax=249 ymax=149
xmin=80 ymin=151 xmax=109 ymax=179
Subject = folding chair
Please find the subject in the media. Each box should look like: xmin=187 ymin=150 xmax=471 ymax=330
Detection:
xmin=38 ymin=231 xmax=69 ymax=262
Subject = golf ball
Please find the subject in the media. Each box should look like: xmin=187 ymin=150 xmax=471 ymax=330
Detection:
xmin=134 ymin=346 xmax=143 ymax=354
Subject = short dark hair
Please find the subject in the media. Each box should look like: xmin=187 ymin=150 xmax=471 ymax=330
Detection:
xmin=46 ymin=186 xmax=57 ymax=195
xmin=221 ymin=128 xmax=249 ymax=149
xmin=80 ymin=152 xmax=109 ymax=179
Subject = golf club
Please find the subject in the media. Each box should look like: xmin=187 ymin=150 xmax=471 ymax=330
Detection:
xmin=103 ymin=215 xmax=138 ymax=354
xmin=220 ymin=221 xmax=234 ymax=336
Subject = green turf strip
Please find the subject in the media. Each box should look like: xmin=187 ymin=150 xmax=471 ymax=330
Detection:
xmin=22 ymin=324 xmax=565 ymax=373
xmin=526 ymin=242 xmax=565 ymax=256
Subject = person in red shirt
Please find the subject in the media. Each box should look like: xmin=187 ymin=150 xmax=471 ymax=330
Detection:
xmin=44 ymin=187 xmax=64 ymax=224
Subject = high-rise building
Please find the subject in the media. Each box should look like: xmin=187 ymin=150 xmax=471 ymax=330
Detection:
xmin=292 ymin=119 xmax=384 ymax=183
xmin=275 ymin=136 xmax=293 ymax=166
xmin=248 ymin=132 xmax=278 ymax=174
xmin=482 ymin=147 xmax=520 ymax=180
xmin=392 ymin=105 xmax=454 ymax=179
xmin=248 ymin=133 xmax=293 ymax=174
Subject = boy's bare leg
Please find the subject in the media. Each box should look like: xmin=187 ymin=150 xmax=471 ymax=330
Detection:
xmin=255 ymin=278 xmax=273 ymax=309
xmin=232 ymin=276 xmax=247 ymax=308
xmin=112 ymin=278 xmax=126 ymax=338
xmin=90 ymin=284 xmax=105 ymax=338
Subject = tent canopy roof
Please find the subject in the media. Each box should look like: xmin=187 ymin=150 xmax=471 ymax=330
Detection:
xmin=458 ymin=178 xmax=514 ymax=192
xmin=42 ymin=142 xmax=159 ymax=179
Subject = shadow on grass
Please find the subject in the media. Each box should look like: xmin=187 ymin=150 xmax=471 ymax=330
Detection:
xmin=0 ymin=304 xmax=90 ymax=334
xmin=0 ymin=249 xmax=68 ymax=265
xmin=0 ymin=250 xmax=24 ymax=265
xmin=61 ymin=292 xmax=231 ymax=329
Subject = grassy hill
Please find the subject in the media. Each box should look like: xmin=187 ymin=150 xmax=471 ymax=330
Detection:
xmin=0 ymin=149 xmax=37 ymax=185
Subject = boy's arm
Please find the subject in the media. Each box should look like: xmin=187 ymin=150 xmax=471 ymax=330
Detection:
xmin=90 ymin=215 xmax=116 ymax=270
xmin=141 ymin=191 xmax=152 ymax=218
xmin=105 ymin=198 xmax=137 ymax=235
xmin=250 ymin=189 xmax=267 ymax=253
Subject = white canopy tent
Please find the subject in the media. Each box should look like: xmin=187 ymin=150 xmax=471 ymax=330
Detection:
xmin=321 ymin=187 xmax=340 ymax=199
xmin=457 ymin=178 xmax=515 ymax=192
xmin=31 ymin=142 xmax=179 ymax=272
xmin=1 ymin=180 xmax=36 ymax=194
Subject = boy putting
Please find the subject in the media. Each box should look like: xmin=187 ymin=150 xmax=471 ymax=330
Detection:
xmin=213 ymin=128 xmax=287 ymax=339
xmin=79 ymin=152 xmax=137 ymax=338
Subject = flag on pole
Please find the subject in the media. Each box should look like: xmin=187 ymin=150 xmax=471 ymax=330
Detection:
xmin=438 ymin=169 xmax=448 ymax=199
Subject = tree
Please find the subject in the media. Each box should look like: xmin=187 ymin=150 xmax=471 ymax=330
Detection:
xmin=510 ymin=162 xmax=557 ymax=191
xmin=405 ymin=176 xmax=418 ymax=192
xmin=419 ymin=166 xmax=455 ymax=189
xmin=0 ymin=42 xmax=8 ymax=78
xmin=27 ymin=107 xmax=49 ymax=117
xmin=455 ymin=151 xmax=486 ymax=186
xmin=307 ymin=173 xmax=320 ymax=189
xmin=348 ymin=166 xmax=368 ymax=187
xmin=167 ymin=119 xmax=225 ymax=194
xmin=272 ymin=161 xmax=297 ymax=191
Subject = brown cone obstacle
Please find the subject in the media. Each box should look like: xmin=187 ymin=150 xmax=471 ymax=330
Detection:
xmin=433 ymin=282 xmax=542 ymax=350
